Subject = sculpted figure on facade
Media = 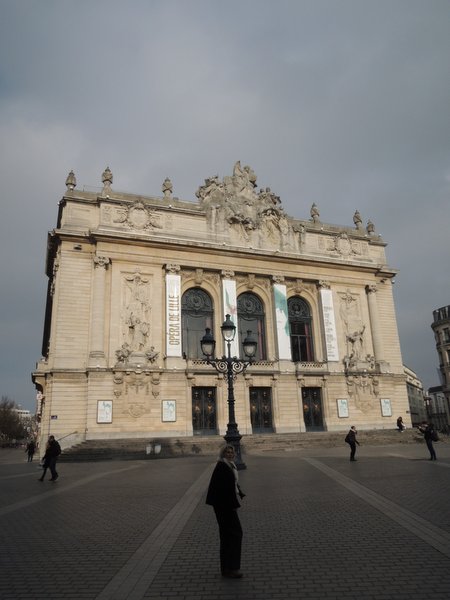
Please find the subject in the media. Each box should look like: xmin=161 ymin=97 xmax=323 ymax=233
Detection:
xmin=123 ymin=273 xmax=151 ymax=353
xmin=353 ymin=210 xmax=363 ymax=230
xmin=346 ymin=325 xmax=365 ymax=362
xmin=310 ymin=203 xmax=320 ymax=223
xmin=102 ymin=166 xmax=113 ymax=195
xmin=65 ymin=170 xmax=76 ymax=190
xmin=145 ymin=346 xmax=159 ymax=363
xmin=339 ymin=290 xmax=369 ymax=369
xmin=197 ymin=162 xmax=302 ymax=252
xmin=162 ymin=177 xmax=173 ymax=199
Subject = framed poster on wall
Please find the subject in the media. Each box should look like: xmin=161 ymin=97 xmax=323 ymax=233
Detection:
xmin=162 ymin=400 xmax=176 ymax=422
xmin=97 ymin=400 xmax=113 ymax=423
xmin=380 ymin=398 xmax=392 ymax=417
xmin=337 ymin=398 xmax=349 ymax=418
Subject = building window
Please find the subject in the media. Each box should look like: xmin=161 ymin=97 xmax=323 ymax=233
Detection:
xmin=444 ymin=328 xmax=450 ymax=343
xmin=181 ymin=288 xmax=213 ymax=359
xmin=288 ymin=296 xmax=314 ymax=362
xmin=237 ymin=292 xmax=267 ymax=360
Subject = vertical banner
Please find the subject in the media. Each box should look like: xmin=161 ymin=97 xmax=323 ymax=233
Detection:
xmin=222 ymin=278 xmax=239 ymax=357
xmin=320 ymin=288 xmax=339 ymax=361
xmin=273 ymin=283 xmax=291 ymax=360
xmin=166 ymin=273 xmax=182 ymax=357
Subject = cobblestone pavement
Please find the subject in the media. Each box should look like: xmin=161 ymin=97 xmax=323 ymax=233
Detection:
xmin=1 ymin=441 xmax=450 ymax=600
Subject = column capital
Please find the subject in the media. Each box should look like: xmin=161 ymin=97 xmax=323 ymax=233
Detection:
xmin=272 ymin=275 xmax=285 ymax=285
xmin=93 ymin=255 xmax=110 ymax=269
xmin=366 ymin=284 xmax=378 ymax=294
xmin=165 ymin=263 xmax=180 ymax=273
xmin=221 ymin=270 xmax=235 ymax=279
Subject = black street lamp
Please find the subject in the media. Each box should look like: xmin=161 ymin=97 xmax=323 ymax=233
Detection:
xmin=201 ymin=314 xmax=257 ymax=469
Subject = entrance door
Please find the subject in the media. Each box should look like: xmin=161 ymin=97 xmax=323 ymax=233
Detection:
xmin=302 ymin=387 xmax=324 ymax=431
xmin=192 ymin=387 xmax=217 ymax=435
xmin=250 ymin=387 xmax=274 ymax=433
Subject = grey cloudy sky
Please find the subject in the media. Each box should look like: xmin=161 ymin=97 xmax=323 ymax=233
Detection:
xmin=1 ymin=0 xmax=449 ymax=411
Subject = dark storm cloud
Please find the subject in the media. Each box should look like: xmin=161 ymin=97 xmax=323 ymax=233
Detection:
xmin=0 ymin=0 xmax=449 ymax=409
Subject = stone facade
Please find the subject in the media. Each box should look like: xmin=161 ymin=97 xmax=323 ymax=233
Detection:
xmin=431 ymin=305 xmax=450 ymax=424
xmin=32 ymin=163 xmax=409 ymax=448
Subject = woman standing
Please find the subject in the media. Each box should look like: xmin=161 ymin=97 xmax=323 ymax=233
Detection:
xmin=206 ymin=445 xmax=245 ymax=578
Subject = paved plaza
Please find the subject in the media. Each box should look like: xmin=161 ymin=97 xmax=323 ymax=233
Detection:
xmin=1 ymin=441 xmax=450 ymax=600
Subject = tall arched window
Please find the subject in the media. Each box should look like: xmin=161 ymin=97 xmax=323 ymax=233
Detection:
xmin=288 ymin=297 xmax=314 ymax=362
xmin=237 ymin=292 xmax=266 ymax=361
xmin=181 ymin=288 xmax=213 ymax=359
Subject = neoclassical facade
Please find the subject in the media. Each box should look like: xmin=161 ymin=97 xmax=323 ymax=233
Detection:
xmin=33 ymin=163 xmax=409 ymax=448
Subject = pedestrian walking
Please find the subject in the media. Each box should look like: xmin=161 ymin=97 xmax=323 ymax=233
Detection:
xmin=396 ymin=416 xmax=405 ymax=432
xmin=418 ymin=422 xmax=438 ymax=460
xmin=345 ymin=426 xmax=360 ymax=461
xmin=25 ymin=440 xmax=36 ymax=462
xmin=38 ymin=435 xmax=62 ymax=481
xmin=206 ymin=445 xmax=246 ymax=579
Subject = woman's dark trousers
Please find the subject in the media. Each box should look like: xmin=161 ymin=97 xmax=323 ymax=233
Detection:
xmin=349 ymin=442 xmax=357 ymax=461
xmin=213 ymin=507 xmax=242 ymax=573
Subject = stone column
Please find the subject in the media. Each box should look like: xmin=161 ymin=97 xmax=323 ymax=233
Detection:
xmin=88 ymin=255 xmax=110 ymax=367
xmin=366 ymin=284 xmax=388 ymax=372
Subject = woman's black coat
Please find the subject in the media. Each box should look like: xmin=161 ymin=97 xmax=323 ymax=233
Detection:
xmin=206 ymin=461 xmax=241 ymax=510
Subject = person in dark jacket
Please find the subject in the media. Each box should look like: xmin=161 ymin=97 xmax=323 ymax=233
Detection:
xmin=38 ymin=435 xmax=61 ymax=482
xmin=25 ymin=440 xmax=36 ymax=462
xmin=206 ymin=445 xmax=245 ymax=578
xmin=418 ymin=422 xmax=437 ymax=460
xmin=396 ymin=416 xmax=405 ymax=432
xmin=345 ymin=426 xmax=360 ymax=461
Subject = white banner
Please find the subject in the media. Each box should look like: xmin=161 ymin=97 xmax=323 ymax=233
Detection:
xmin=320 ymin=288 xmax=339 ymax=361
xmin=166 ymin=273 xmax=182 ymax=357
xmin=222 ymin=279 xmax=239 ymax=357
xmin=273 ymin=283 xmax=291 ymax=360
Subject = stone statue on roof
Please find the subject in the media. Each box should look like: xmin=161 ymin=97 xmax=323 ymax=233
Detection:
xmin=353 ymin=210 xmax=363 ymax=230
xmin=310 ymin=203 xmax=320 ymax=223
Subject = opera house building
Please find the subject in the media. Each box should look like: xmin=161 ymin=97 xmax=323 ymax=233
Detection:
xmin=32 ymin=163 xmax=409 ymax=448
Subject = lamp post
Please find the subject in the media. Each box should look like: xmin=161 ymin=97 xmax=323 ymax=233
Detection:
xmin=201 ymin=314 xmax=257 ymax=470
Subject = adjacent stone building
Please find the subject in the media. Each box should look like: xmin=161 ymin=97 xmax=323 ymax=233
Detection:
xmin=431 ymin=305 xmax=450 ymax=425
xmin=32 ymin=163 xmax=409 ymax=448
xmin=403 ymin=365 xmax=427 ymax=426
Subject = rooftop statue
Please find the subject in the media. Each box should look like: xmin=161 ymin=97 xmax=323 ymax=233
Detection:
xmin=102 ymin=166 xmax=113 ymax=195
xmin=197 ymin=162 xmax=291 ymax=249
xmin=310 ymin=203 xmax=320 ymax=223
xmin=353 ymin=210 xmax=363 ymax=230
xmin=102 ymin=166 xmax=113 ymax=185
xmin=162 ymin=177 xmax=173 ymax=199
xmin=65 ymin=170 xmax=76 ymax=190
xmin=366 ymin=220 xmax=375 ymax=235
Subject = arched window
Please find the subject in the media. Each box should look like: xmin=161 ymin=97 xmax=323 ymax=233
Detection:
xmin=288 ymin=297 xmax=314 ymax=362
xmin=237 ymin=292 xmax=266 ymax=361
xmin=181 ymin=288 xmax=213 ymax=359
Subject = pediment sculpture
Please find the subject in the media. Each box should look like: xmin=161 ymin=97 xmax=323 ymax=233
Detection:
xmin=197 ymin=161 xmax=297 ymax=251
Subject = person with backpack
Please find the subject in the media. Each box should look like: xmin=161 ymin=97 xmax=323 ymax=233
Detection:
xmin=345 ymin=426 xmax=360 ymax=461
xmin=418 ymin=422 xmax=438 ymax=461
xmin=38 ymin=435 xmax=62 ymax=481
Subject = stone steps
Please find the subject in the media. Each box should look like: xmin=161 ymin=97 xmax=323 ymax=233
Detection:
xmin=59 ymin=428 xmax=436 ymax=462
